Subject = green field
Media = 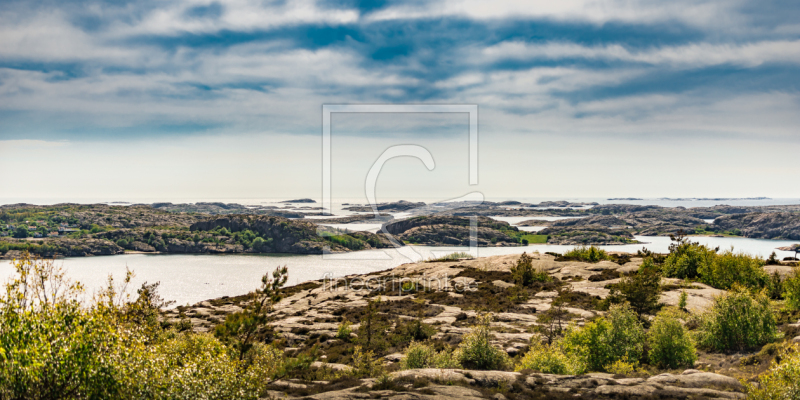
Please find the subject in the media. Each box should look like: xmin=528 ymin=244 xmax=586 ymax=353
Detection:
xmin=521 ymin=234 xmax=548 ymax=244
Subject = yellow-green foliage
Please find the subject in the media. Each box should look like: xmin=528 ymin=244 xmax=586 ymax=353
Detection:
xmin=746 ymin=343 xmax=800 ymax=400
xmin=646 ymin=310 xmax=697 ymax=369
xmin=400 ymin=341 xmax=460 ymax=370
xmin=562 ymin=246 xmax=608 ymax=263
xmin=335 ymin=320 xmax=352 ymax=341
xmin=0 ymin=253 xmax=289 ymax=400
xmin=662 ymin=241 xmax=716 ymax=279
xmin=515 ymin=342 xmax=585 ymax=375
xmin=695 ymin=285 xmax=777 ymax=352
xmin=678 ymin=291 xmax=688 ymax=309
xmin=784 ymin=269 xmax=800 ymax=311
xmin=454 ymin=314 xmax=512 ymax=370
xmin=697 ymin=249 xmax=768 ymax=290
xmin=123 ymin=334 xmax=283 ymax=399
xmin=352 ymin=345 xmax=385 ymax=378
xmin=605 ymin=356 xmax=637 ymax=376
xmin=561 ymin=303 xmax=645 ymax=372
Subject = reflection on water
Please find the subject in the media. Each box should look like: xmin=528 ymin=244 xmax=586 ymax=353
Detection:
xmin=2 ymin=235 xmax=797 ymax=307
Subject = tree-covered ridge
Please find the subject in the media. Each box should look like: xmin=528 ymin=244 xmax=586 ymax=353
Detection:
xmin=0 ymin=204 xmax=396 ymax=257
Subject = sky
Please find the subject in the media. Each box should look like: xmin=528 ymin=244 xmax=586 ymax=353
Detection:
xmin=1 ymin=0 xmax=799 ymax=203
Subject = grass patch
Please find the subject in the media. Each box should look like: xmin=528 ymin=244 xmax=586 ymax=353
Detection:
xmin=426 ymin=252 xmax=474 ymax=262
xmin=520 ymin=234 xmax=548 ymax=244
xmin=558 ymin=246 xmax=609 ymax=263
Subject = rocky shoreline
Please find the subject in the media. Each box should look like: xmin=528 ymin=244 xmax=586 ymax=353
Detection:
xmin=164 ymin=252 xmax=797 ymax=399
xmin=2 ymin=202 xmax=800 ymax=258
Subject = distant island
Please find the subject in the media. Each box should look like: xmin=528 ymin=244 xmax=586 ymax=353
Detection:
xmin=658 ymin=197 xmax=771 ymax=201
xmin=2 ymin=200 xmax=800 ymax=259
xmin=280 ymin=198 xmax=317 ymax=203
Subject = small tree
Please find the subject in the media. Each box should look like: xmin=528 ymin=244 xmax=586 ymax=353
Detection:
xmin=215 ymin=265 xmax=288 ymax=361
xmin=784 ymin=269 xmax=800 ymax=311
xmin=511 ymin=252 xmax=549 ymax=287
xmin=696 ymin=285 xmax=776 ymax=352
xmin=606 ymin=258 xmax=662 ymax=315
xmin=561 ymin=303 xmax=645 ymax=372
xmin=13 ymin=226 xmax=29 ymax=239
xmin=358 ymin=297 xmax=388 ymax=352
xmin=535 ymin=287 xmax=571 ymax=344
xmin=663 ymin=235 xmax=717 ymax=279
xmin=647 ymin=310 xmax=697 ymax=369
xmin=455 ymin=313 xmax=512 ymax=370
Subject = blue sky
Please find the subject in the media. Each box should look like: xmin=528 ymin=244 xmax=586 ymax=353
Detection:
xmin=1 ymin=0 xmax=799 ymax=201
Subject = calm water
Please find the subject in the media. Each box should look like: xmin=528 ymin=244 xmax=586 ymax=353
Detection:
xmin=2 ymin=236 xmax=797 ymax=307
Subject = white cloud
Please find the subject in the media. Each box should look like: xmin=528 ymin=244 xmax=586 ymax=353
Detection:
xmin=481 ymin=40 xmax=800 ymax=68
xmin=366 ymin=0 xmax=741 ymax=29
xmin=111 ymin=0 xmax=360 ymax=36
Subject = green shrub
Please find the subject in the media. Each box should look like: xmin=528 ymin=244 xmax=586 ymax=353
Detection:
xmin=393 ymin=314 xmax=436 ymax=344
xmin=606 ymin=258 xmax=662 ymax=315
xmin=605 ymin=356 xmax=637 ymax=376
xmin=116 ymin=239 xmax=129 ymax=247
xmin=697 ymin=250 xmax=768 ymax=290
xmin=351 ymin=345 xmax=385 ymax=378
xmin=401 ymin=342 xmax=460 ymax=369
xmin=561 ymin=303 xmax=645 ymax=372
xmin=746 ymin=343 xmax=800 ymax=400
xmin=695 ymin=285 xmax=777 ymax=352
xmin=515 ymin=342 xmax=585 ymax=375
xmin=678 ymin=291 xmax=688 ymax=310
xmin=0 ymin=253 xmax=284 ymax=399
xmin=454 ymin=314 xmax=512 ymax=370
xmin=562 ymin=246 xmax=608 ymax=263
xmin=662 ymin=240 xmax=716 ymax=279
xmin=784 ymin=269 xmax=800 ymax=311
xmin=647 ymin=311 xmax=697 ymax=369
xmin=511 ymin=252 xmax=550 ymax=287
xmin=335 ymin=320 xmax=352 ymax=341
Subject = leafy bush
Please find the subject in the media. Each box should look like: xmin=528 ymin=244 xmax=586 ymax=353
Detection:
xmin=768 ymin=271 xmax=783 ymax=300
xmin=647 ymin=310 xmax=697 ymax=369
xmin=695 ymin=286 xmax=777 ymax=352
xmin=515 ymin=342 xmax=584 ymax=375
xmin=0 ymin=252 xmax=286 ymax=399
xmin=454 ymin=314 xmax=512 ymax=370
xmin=351 ymin=345 xmax=385 ymax=378
xmin=400 ymin=342 xmax=460 ymax=369
xmin=784 ymin=269 xmax=800 ymax=311
xmin=605 ymin=356 xmax=636 ymax=376
xmin=746 ymin=343 xmax=800 ymax=400
xmin=606 ymin=258 xmax=662 ymax=315
xmin=393 ymin=314 xmax=436 ymax=343
xmin=562 ymin=246 xmax=608 ymax=263
xmin=697 ymin=249 xmax=768 ymax=290
xmin=510 ymin=252 xmax=550 ymax=287
xmin=662 ymin=240 xmax=716 ymax=279
xmin=561 ymin=303 xmax=645 ymax=372
xmin=335 ymin=320 xmax=352 ymax=341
